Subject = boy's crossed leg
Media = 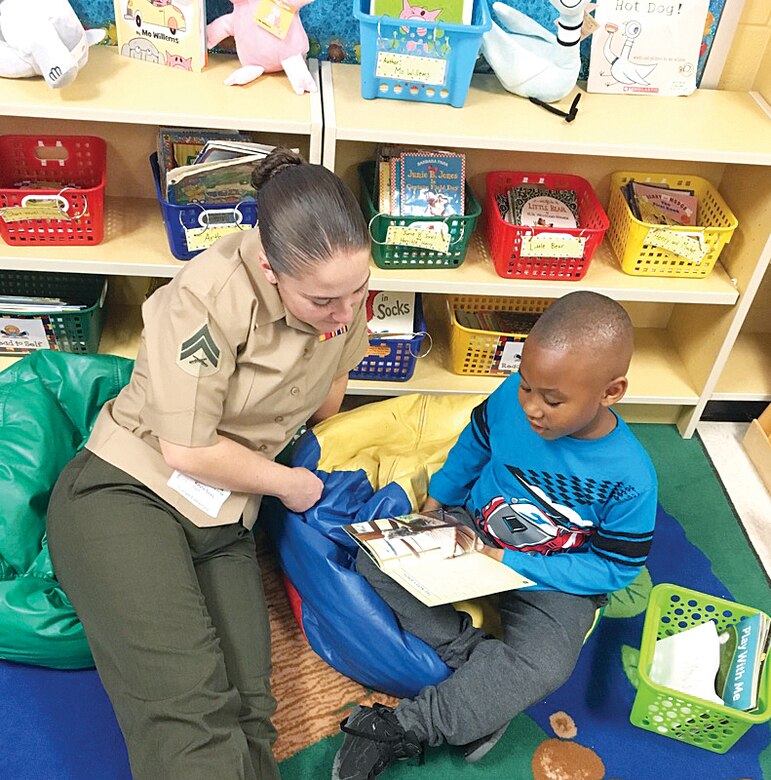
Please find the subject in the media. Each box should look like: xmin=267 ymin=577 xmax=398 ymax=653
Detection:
xmin=333 ymin=552 xmax=599 ymax=779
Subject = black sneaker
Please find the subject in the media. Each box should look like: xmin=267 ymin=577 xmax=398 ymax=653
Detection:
xmin=462 ymin=721 xmax=509 ymax=763
xmin=332 ymin=703 xmax=424 ymax=780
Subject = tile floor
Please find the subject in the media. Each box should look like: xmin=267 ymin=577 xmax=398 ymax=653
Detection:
xmin=697 ymin=421 xmax=771 ymax=578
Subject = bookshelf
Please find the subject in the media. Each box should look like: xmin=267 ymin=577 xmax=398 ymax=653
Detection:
xmin=322 ymin=62 xmax=771 ymax=437
xmin=1 ymin=51 xmax=769 ymax=437
xmin=0 ymin=45 xmax=322 ymax=370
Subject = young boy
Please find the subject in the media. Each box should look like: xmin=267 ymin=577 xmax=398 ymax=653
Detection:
xmin=332 ymin=291 xmax=658 ymax=780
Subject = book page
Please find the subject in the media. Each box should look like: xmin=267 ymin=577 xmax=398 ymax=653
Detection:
xmin=386 ymin=554 xmax=535 ymax=607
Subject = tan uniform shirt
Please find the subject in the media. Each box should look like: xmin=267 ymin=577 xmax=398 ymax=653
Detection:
xmin=87 ymin=228 xmax=368 ymax=529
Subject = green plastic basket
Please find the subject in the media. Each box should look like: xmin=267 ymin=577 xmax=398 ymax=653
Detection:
xmin=631 ymin=583 xmax=771 ymax=753
xmin=358 ymin=161 xmax=481 ymax=270
xmin=0 ymin=270 xmax=107 ymax=354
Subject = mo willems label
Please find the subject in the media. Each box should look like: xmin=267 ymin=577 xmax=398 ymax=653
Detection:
xmin=645 ymin=228 xmax=707 ymax=264
xmin=376 ymin=51 xmax=447 ymax=85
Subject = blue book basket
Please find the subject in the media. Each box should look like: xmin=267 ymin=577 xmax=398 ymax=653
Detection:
xmin=150 ymin=153 xmax=259 ymax=262
xmin=354 ymin=0 xmax=491 ymax=108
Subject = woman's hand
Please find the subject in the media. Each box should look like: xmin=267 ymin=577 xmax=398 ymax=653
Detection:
xmin=421 ymin=496 xmax=443 ymax=513
xmin=279 ymin=467 xmax=324 ymax=513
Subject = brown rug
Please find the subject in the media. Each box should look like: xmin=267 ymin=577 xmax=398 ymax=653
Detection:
xmin=258 ymin=533 xmax=398 ymax=762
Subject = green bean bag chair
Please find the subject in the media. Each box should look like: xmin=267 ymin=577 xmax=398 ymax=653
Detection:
xmin=0 ymin=351 xmax=133 ymax=669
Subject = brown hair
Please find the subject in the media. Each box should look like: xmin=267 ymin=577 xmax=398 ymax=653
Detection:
xmin=251 ymin=148 xmax=369 ymax=277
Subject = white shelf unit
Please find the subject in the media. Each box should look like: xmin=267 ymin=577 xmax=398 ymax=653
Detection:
xmin=712 ymin=263 xmax=771 ymax=402
xmin=0 ymin=45 xmax=323 ymax=372
xmin=321 ymin=62 xmax=771 ymax=437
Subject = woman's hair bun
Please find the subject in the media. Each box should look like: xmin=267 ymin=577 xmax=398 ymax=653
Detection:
xmin=251 ymin=147 xmax=306 ymax=190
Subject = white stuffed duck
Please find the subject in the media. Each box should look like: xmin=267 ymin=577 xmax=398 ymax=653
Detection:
xmin=482 ymin=0 xmax=588 ymax=103
xmin=0 ymin=0 xmax=104 ymax=88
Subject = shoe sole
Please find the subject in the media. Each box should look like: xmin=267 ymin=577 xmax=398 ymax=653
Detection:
xmin=464 ymin=722 xmax=508 ymax=763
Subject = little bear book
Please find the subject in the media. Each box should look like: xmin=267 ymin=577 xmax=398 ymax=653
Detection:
xmin=114 ymin=0 xmax=208 ymax=72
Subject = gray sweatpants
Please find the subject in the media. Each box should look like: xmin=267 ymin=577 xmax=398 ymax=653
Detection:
xmin=46 ymin=449 xmax=280 ymax=780
xmin=357 ymin=549 xmax=601 ymax=747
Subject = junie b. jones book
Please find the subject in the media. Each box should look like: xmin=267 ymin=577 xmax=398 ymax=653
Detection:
xmin=344 ymin=508 xmax=534 ymax=607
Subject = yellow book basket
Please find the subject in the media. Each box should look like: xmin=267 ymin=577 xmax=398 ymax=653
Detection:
xmin=447 ymin=295 xmax=552 ymax=376
xmin=607 ymin=172 xmax=738 ymax=279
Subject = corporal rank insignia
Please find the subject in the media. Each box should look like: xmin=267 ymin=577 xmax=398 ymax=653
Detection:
xmin=177 ymin=323 xmax=221 ymax=377
xmin=319 ymin=324 xmax=348 ymax=342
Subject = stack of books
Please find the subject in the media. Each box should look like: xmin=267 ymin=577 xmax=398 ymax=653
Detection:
xmin=495 ymin=183 xmax=580 ymax=229
xmin=375 ymin=144 xmax=466 ymax=218
xmin=622 ymin=180 xmax=699 ymax=227
xmin=156 ymin=128 xmax=281 ymax=206
xmin=454 ymin=308 xmax=541 ymax=336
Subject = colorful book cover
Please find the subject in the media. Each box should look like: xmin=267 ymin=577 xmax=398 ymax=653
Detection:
xmin=369 ymin=0 xmax=473 ymax=26
xmin=366 ymin=291 xmax=416 ymax=337
xmin=631 ymin=182 xmax=698 ymax=227
xmin=114 ymin=0 xmax=208 ymax=72
xmin=399 ymin=152 xmax=465 ymax=218
xmin=717 ymin=612 xmax=770 ymax=711
xmin=587 ymin=0 xmax=710 ymax=95
xmin=166 ymin=154 xmax=263 ymax=205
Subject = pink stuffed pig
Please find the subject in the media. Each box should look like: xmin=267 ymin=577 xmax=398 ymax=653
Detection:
xmin=207 ymin=0 xmax=317 ymax=94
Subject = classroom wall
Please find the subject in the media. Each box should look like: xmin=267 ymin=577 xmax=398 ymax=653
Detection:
xmin=718 ymin=0 xmax=771 ymax=92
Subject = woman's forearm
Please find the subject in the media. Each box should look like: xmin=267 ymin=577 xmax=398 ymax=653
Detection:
xmin=160 ymin=435 xmax=296 ymax=500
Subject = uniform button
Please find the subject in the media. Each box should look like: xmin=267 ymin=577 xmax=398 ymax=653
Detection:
xmin=290 ymin=386 xmax=300 ymax=397
xmin=258 ymin=444 xmax=268 ymax=452
xmin=303 ymin=348 xmax=312 ymax=360
xmin=275 ymin=415 xmax=284 ymax=423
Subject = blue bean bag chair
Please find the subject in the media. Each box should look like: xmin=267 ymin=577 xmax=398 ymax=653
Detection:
xmin=262 ymin=392 xmax=484 ymax=698
xmin=0 ymin=350 xmax=133 ymax=669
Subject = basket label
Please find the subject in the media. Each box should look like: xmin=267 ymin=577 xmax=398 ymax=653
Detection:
xmin=645 ymin=228 xmax=707 ymax=264
xmin=184 ymin=224 xmax=243 ymax=252
xmin=376 ymin=51 xmax=447 ymax=85
xmin=521 ymin=233 xmax=586 ymax=259
xmin=0 ymin=202 xmax=69 ymax=223
xmin=385 ymin=224 xmax=451 ymax=253
xmin=0 ymin=316 xmax=53 ymax=354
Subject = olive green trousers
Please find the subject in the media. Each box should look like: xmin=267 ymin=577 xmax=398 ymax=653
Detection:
xmin=47 ymin=449 xmax=280 ymax=780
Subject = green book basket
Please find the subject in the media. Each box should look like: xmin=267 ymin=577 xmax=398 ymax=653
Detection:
xmin=630 ymin=583 xmax=771 ymax=753
xmin=358 ymin=161 xmax=481 ymax=270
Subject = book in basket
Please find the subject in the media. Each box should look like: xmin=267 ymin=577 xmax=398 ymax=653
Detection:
xmin=716 ymin=611 xmax=770 ymax=712
xmin=344 ymin=509 xmax=534 ymax=607
xmin=114 ymin=0 xmax=207 ymax=72
xmin=369 ymin=0 xmax=474 ymax=26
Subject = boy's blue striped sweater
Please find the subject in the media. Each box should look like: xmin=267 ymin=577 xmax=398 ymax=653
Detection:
xmin=428 ymin=374 xmax=658 ymax=596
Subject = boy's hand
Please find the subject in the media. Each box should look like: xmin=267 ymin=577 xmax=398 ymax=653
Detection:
xmin=477 ymin=543 xmax=505 ymax=563
xmin=421 ymin=496 xmax=443 ymax=512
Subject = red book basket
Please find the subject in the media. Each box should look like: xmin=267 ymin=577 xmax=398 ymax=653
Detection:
xmin=484 ymin=171 xmax=609 ymax=281
xmin=0 ymin=135 xmax=106 ymax=246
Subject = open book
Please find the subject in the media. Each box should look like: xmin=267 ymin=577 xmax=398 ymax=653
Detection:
xmin=345 ymin=509 xmax=534 ymax=607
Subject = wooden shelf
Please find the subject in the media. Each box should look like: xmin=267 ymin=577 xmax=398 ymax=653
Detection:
xmin=0 ymin=209 xmax=740 ymax=304
xmin=369 ymin=233 xmax=739 ymax=305
xmin=351 ymin=326 xmax=699 ymax=404
xmin=712 ymin=331 xmax=771 ymax=401
xmin=0 ymin=303 xmax=698 ymax=407
xmin=327 ymin=63 xmax=771 ymax=166
xmin=0 ymin=197 xmax=185 ymax=277
xmin=0 ymin=45 xmax=320 ymax=136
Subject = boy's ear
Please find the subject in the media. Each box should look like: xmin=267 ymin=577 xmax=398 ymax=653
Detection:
xmin=601 ymin=375 xmax=628 ymax=407
xmin=257 ymin=251 xmax=278 ymax=285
